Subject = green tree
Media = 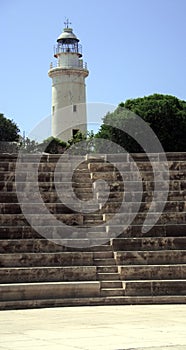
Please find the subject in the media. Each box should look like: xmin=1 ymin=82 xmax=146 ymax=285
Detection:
xmin=68 ymin=130 xmax=87 ymax=147
xmin=67 ymin=130 xmax=94 ymax=154
xmin=96 ymin=94 xmax=186 ymax=152
xmin=0 ymin=113 xmax=20 ymax=142
xmin=40 ymin=136 xmax=67 ymax=154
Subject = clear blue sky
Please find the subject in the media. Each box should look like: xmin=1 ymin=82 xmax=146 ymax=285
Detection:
xmin=1 ymin=0 xmax=186 ymax=136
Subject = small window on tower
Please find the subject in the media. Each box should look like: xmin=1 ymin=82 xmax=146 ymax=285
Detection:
xmin=72 ymin=129 xmax=79 ymax=138
xmin=52 ymin=106 xmax=55 ymax=115
xmin=73 ymin=105 xmax=77 ymax=112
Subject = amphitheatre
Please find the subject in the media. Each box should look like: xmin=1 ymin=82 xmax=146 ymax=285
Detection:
xmin=0 ymin=150 xmax=185 ymax=309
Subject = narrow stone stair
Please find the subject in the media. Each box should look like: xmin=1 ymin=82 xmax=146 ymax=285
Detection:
xmin=94 ymin=249 xmax=124 ymax=297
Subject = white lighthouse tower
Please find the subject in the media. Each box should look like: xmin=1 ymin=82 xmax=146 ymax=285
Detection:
xmin=48 ymin=20 xmax=89 ymax=142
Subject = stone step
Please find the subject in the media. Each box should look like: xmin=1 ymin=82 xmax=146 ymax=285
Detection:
xmin=1 ymin=190 xmax=186 ymax=204
xmin=101 ymin=281 xmax=122 ymax=288
xmin=119 ymin=264 xmax=186 ymax=280
xmin=97 ymin=266 xmax=118 ymax=273
xmin=0 ymin=281 xmax=100 ymax=301
xmin=0 ymin=226 xmax=42 ymax=239
xmin=1 ymin=152 xmax=186 ymax=162
xmin=1 ymin=180 xmax=186 ymax=192
xmin=0 ymin=225 xmax=107 ymax=239
xmin=0 ymin=162 xmax=39 ymax=172
xmin=0 ymin=294 xmax=186 ymax=310
xmin=124 ymin=279 xmax=186 ymax=296
xmin=94 ymin=258 xmax=116 ymax=266
xmin=0 ymin=161 xmax=90 ymax=173
xmin=115 ymin=250 xmax=186 ymax=265
xmin=104 ymin=212 xmax=186 ymax=226
xmin=106 ymin=152 xmax=186 ymax=162
xmin=0 ymin=239 xmax=112 ymax=253
xmin=0 ymin=191 xmax=94 ymax=203
xmin=0 ymin=266 xmax=97 ymax=283
xmin=0 ymin=202 xmax=186 ymax=221
xmin=88 ymin=159 xmax=186 ymax=172
xmin=112 ymin=237 xmax=186 ymax=251
xmin=0 ymin=213 xmax=105 ymax=226
xmin=0 ymin=171 xmax=93 ymax=182
xmin=0 ymin=213 xmax=85 ymax=226
xmin=0 ymin=163 xmax=70 ymax=172
xmin=94 ymin=180 xmax=186 ymax=192
xmin=3 ymin=164 xmax=186 ymax=175
xmin=91 ymin=170 xmax=186 ymax=182
xmin=2 ymin=200 xmax=184 ymax=214
xmin=0 ymin=229 xmax=111 ymax=244
xmin=101 ymin=288 xmax=124 ymax=297
xmin=108 ymin=224 xmax=186 ymax=237
xmin=85 ymin=214 xmax=106 ymax=225
xmin=1 ymin=237 xmax=185 ymax=254
xmin=70 ymin=160 xmax=186 ymax=173
xmin=0 ymin=181 xmax=94 ymax=192
xmin=97 ymin=273 xmax=120 ymax=280
xmin=0 ymin=154 xmax=87 ymax=163
xmin=0 ymin=155 xmax=186 ymax=169
xmin=11 ymin=161 xmax=178 ymax=175
xmin=93 ymin=251 xmax=113 ymax=259
xmin=0 ymin=203 xmax=101 ymax=215
xmin=100 ymin=201 xmax=186 ymax=213
xmin=0 ymin=252 xmax=94 ymax=267
xmin=0 ymin=224 xmax=185 ymax=240
xmin=97 ymin=190 xmax=186 ymax=202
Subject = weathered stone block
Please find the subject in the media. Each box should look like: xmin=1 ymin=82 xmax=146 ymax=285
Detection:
xmin=124 ymin=280 xmax=186 ymax=296
xmin=119 ymin=265 xmax=186 ymax=280
xmin=0 ymin=266 xmax=97 ymax=283
xmin=115 ymin=250 xmax=186 ymax=265
xmin=0 ymin=252 xmax=94 ymax=267
xmin=0 ymin=281 xmax=100 ymax=301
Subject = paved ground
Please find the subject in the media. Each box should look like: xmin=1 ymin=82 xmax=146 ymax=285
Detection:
xmin=0 ymin=305 xmax=186 ymax=350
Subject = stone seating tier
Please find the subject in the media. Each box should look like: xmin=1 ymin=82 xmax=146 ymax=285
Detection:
xmin=0 ymin=152 xmax=185 ymax=309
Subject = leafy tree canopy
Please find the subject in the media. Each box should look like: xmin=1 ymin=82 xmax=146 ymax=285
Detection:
xmin=96 ymin=94 xmax=186 ymax=152
xmin=40 ymin=136 xmax=67 ymax=154
xmin=0 ymin=113 xmax=20 ymax=142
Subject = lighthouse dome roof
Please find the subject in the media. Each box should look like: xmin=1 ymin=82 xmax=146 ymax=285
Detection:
xmin=57 ymin=28 xmax=79 ymax=43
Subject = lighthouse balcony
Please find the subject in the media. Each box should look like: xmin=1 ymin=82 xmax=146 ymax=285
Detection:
xmin=49 ymin=60 xmax=88 ymax=70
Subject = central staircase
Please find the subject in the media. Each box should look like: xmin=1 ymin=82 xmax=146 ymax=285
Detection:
xmin=94 ymin=249 xmax=124 ymax=297
xmin=0 ymin=152 xmax=186 ymax=309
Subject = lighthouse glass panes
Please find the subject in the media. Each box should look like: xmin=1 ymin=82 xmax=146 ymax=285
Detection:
xmin=54 ymin=41 xmax=82 ymax=56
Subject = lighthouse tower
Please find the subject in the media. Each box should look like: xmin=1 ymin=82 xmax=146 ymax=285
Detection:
xmin=48 ymin=21 xmax=89 ymax=142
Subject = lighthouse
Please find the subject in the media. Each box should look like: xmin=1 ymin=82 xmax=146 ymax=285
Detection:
xmin=48 ymin=20 xmax=89 ymax=142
